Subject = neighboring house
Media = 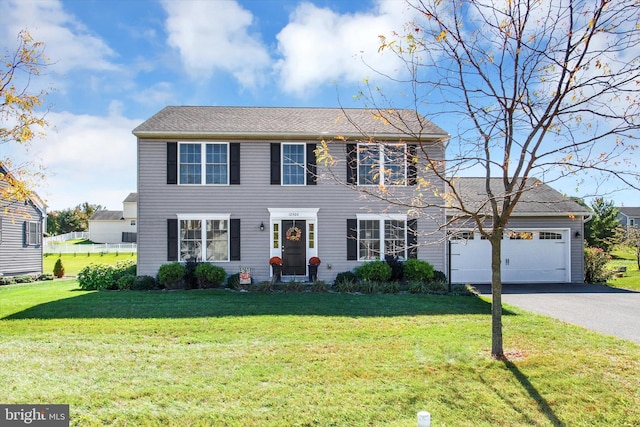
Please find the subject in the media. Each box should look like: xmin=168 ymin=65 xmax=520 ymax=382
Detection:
xmin=0 ymin=164 xmax=46 ymax=276
xmin=88 ymin=193 xmax=137 ymax=244
xmin=133 ymin=106 xmax=588 ymax=284
xmin=447 ymin=178 xmax=589 ymax=284
xmin=617 ymin=207 xmax=640 ymax=228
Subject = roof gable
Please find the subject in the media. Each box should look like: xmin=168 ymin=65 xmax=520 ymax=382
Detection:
xmin=132 ymin=106 xmax=448 ymax=141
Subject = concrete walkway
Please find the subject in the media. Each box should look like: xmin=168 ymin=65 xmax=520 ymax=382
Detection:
xmin=474 ymin=283 xmax=640 ymax=344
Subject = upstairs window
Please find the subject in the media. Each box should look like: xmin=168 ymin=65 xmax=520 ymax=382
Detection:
xmin=282 ymin=143 xmax=306 ymax=185
xmin=357 ymin=143 xmax=407 ymax=186
xmin=179 ymin=142 xmax=228 ymax=185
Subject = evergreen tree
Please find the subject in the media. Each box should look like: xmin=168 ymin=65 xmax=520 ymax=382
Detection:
xmin=585 ymin=198 xmax=620 ymax=252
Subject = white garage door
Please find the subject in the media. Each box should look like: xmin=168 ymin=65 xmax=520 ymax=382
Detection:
xmin=450 ymin=229 xmax=570 ymax=284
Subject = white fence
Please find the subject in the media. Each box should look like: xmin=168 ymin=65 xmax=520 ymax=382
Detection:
xmin=44 ymin=232 xmax=90 ymax=245
xmin=44 ymin=243 xmax=137 ymax=254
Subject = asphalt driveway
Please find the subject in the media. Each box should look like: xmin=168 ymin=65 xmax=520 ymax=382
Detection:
xmin=474 ymin=283 xmax=640 ymax=344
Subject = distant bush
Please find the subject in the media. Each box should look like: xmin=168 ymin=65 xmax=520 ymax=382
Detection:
xmin=37 ymin=273 xmax=54 ymax=281
xmin=131 ymin=275 xmax=156 ymax=291
xmin=195 ymin=263 xmax=227 ymax=288
xmin=14 ymin=275 xmax=35 ymax=284
xmin=157 ymin=262 xmax=186 ymax=290
xmin=354 ymin=261 xmax=392 ymax=282
xmin=584 ymin=247 xmax=612 ymax=283
xmin=53 ymin=258 xmax=65 ymax=278
xmin=403 ymin=259 xmax=435 ymax=282
xmin=78 ymin=264 xmax=116 ymax=290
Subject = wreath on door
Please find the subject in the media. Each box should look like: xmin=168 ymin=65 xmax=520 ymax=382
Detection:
xmin=286 ymin=226 xmax=302 ymax=241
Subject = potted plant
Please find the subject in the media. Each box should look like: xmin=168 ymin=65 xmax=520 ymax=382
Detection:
xmin=308 ymin=257 xmax=321 ymax=281
xmin=269 ymin=256 xmax=283 ymax=283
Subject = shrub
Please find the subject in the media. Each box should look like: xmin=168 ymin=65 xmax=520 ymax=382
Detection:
xmin=14 ymin=275 xmax=35 ymax=283
xmin=432 ymin=270 xmax=447 ymax=283
xmin=333 ymin=277 xmax=358 ymax=293
xmin=53 ymin=258 xmax=65 ymax=278
xmin=255 ymin=281 xmax=275 ymax=293
xmin=584 ymin=247 xmax=612 ymax=283
xmin=284 ymin=280 xmax=304 ymax=293
xmin=426 ymin=280 xmax=448 ymax=293
xmin=450 ymin=284 xmax=478 ymax=296
xmin=0 ymin=277 xmax=16 ymax=286
xmin=403 ymin=259 xmax=435 ymax=282
xmin=357 ymin=280 xmax=380 ymax=294
xmin=380 ymin=281 xmax=400 ymax=294
xmin=311 ymin=280 xmax=328 ymax=293
xmin=385 ymin=255 xmax=404 ymax=281
xmin=78 ymin=264 xmax=116 ymax=290
xmin=132 ymin=275 xmax=156 ymax=291
xmin=408 ymin=280 xmax=428 ymax=294
xmin=112 ymin=260 xmax=136 ymax=282
xmin=334 ymin=271 xmax=357 ymax=286
xmin=183 ymin=259 xmax=200 ymax=290
xmin=354 ymin=261 xmax=392 ymax=282
xmin=195 ymin=263 xmax=227 ymax=288
xmin=157 ymin=262 xmax=186 ymax=290
xmin=116 ymin=274 xmax=136 ymax=290
xmin=37 ymin=273 xmax=54 ymax=281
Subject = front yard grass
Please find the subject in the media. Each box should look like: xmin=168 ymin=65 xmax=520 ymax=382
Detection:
xmin=608 ymin=246 xmax=640 ymax=291
xmin=1 ymin=280 xmax=639 ymax=426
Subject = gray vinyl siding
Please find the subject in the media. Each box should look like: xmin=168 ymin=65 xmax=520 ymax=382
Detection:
xmin=0 ymin=184 xmax=44 ymax=276
xmin=137 ymin=138 xmax=446 ymax=281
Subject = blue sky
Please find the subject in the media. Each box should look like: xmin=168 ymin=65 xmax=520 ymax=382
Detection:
xmin=1 ymin=0 xmax=638 ymax=211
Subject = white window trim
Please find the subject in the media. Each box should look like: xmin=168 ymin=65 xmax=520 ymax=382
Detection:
xmin=357 ymin=142 xmax=407 ymax=187
xmin=176 ymin=214 xmax=231 ymax=262
xmin=356 ymin=214 xmax=408 ymax=261
xmin=281 ymin=142 xmax=306 ymax=186
xmin=178 ymin=141 xmax=230 ymax=186
xmin=26 ymin=220 xmax=41 ymax=246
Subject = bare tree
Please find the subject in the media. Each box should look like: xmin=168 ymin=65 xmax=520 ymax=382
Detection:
xmin=319 ymin=0 xmax=640 ymax=358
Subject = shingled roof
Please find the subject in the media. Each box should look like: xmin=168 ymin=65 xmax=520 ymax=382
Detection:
xmin=132 ymin=106 xmax=448 ymax=141
xmin=447 ymin=177 xmax=589 ymax=216
xmin=89 ymin=210 xmax=124 ymax=221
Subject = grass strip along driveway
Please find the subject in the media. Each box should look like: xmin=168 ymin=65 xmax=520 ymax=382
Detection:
xmin=1 ymin=281 xmax=639 ymax=426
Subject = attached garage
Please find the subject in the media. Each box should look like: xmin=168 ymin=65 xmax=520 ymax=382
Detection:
xmin=446 ymin=178 xmax=590 ymax=284
xmin=450 ymin=229 xmax=571 ymax=284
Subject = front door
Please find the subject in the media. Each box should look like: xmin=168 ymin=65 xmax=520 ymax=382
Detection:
xmin=282 ymin=220 xmax=306 ymax=276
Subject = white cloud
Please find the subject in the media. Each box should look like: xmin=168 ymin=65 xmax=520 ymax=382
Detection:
xmin=1 ymin=0 xmax=118 ymax=74
xmin=275 ymin=0 xmax=414 ymax=96
xmin=23 ymin=110 xmax=140 ymax=211
xmin=162 ymin=0 xmax=271 ymax=88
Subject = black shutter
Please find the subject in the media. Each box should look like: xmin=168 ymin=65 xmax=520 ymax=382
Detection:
xmin=230 ymin=143 xmax=240 ymax=185
xmin=346 ymin=143 xmax=357 ymax=185
xmin=167 ymin=218 xmax=178 ymax=261
xmin=407 ymin=144 xmax=417 ymax=186
xmin=167 ymin=142 xmax=178 ymax=185
xmin=270 ymin=143 xmax=281 ymax=185
xmin=306 ymin=143 xmax=317 ymax=185
xmin=407 ymin=219 xmax=418 ymax=259
xmin=230 ymin=218 xmax=241 ymax=261
xmin=23 ymin=221 xmax=28 ymax=246
xmin=347 ymin=218 xmax=358 ymax=260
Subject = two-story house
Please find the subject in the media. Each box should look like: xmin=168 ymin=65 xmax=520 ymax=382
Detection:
xmin=133 ymin=106 xmax=588 ymax=284
xmin=0 ymin=164 xmax=46 ymax=277
xmin=88 ymin=192 xmax=138 ymax=244
xmin=617 ymin=207 xmax=640 ymax=228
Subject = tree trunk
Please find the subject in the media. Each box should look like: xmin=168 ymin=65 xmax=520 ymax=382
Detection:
xmin=490 ymin=232 xmax=504 ymax=359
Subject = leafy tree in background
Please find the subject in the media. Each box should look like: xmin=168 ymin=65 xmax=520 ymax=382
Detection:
xmin=47 ymin=202 xmax=105 ymax=235
xmin=318 ymin=0 xmax=640 ymax=358
xmin=1 ymin=30 xmax=50 ymax=208
xmin=585 ymin=198 xmax=620 ymax=252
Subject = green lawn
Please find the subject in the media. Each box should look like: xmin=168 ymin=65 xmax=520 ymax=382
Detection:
xmin=1 ymin=281 xmax=639 ymax=426
xmin=43 ymin=252 xmax=137 ymax=276
xmin=608 ymin=246 xmax=640 ymax=291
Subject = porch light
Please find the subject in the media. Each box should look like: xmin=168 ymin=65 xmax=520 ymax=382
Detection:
xmin=260 ymin=222 xmax=265 ymax=231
